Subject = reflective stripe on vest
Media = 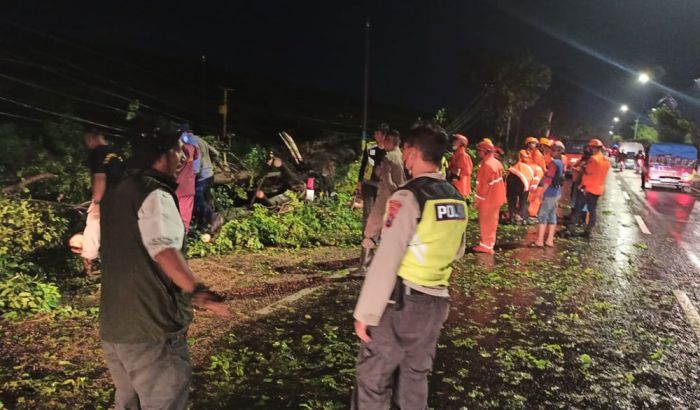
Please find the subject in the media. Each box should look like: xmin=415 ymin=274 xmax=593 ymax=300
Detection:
xmin=396 ymin=178 xmax=467 ymax=287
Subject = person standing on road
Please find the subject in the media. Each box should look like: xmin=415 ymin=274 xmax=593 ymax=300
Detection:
xmin=175 ymin=132 xmax=199 ymax=234
xmin=82 ymin=128 xmax=125 ymax=275
xmin=100 ymin=116 xmax=228 ymax=410
xmin=354 ymin=129 xmax=406 ymax=276
xmin=540 ymin=137 xmax=553 ymax=167
xmin=533 ymin=141 xmax=565 ymax=247
xmin=353 ymin=123 xmax=389 ymax=271
xmin=189 ymin=130 xmax=224 ymax=232
xmin=506 ymin=150 xmax=534 ymax=225
xmin=564 ymin=138 xmax=611 ymax=238
xmin=447 ymin=133 xmax=473 ymax=199
xmin=352 ymin=122 xmax=467 ymax=409
xmin=473 ymin=139 xmax=506 ymax=254
xmin=525 ymin=137 xmax=545 ymax=223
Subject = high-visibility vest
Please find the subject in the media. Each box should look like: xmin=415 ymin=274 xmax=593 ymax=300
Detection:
xmin=397 ymin=177 xmax=467 ymax=287
xmin=507 ymin=162 xmax=534 ymax=192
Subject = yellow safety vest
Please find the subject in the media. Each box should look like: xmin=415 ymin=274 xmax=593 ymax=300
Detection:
xmin=362 ymin=141 xmax=380 ymax=182
xmin=397 ymin=177 xmax=467 ymax=287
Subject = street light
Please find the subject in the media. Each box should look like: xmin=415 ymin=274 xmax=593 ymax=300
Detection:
xmin=620 ymin=104 xmax=629 ymax=113
xmin=613 ymin=117 xmax=620 ymax=123
xmin=609 ymin=131 xmax=614 ymax=135
xmin=638 ymin=72 xmax=651 ymax=84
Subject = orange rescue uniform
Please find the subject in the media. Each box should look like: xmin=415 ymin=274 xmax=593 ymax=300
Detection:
xmin=581 ymin=152 xmax=610 ymax=195
xmin=474 ymin=154 xmax=506 ymax=250
xmin=527 ymin=163 xmax=545 ymax=217
xmin=448 ymin=146 xmax=473 ymax=198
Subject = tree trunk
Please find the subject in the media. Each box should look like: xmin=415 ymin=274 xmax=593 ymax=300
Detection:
xmin=2 ymin=173 xmax=58 ymax=194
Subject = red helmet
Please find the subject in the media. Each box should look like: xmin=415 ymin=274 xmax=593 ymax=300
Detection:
xmin=588 ymin=138 xmax=604 ymax=148
xmin=453 ymin=134 xmax=469 ymax=147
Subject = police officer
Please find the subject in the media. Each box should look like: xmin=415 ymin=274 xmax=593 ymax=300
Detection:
xmin=352 ymin=123 xmax=389 ymax=272
xmin=352 ymin=122 xmax=467 ymax=409
xmin=353 ymin=129 xmax=406 ymax=276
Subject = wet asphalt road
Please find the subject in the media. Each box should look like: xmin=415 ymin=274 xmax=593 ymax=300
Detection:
xmin=610 ymin=163 xmax=700 ymax=310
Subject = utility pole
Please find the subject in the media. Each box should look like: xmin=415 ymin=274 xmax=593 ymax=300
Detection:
xmin=633 ymin=116 xmax=640 ymax=140
xmin=545 ymin=111 xmax=554 ymax=137
xmin=219 ymin=87 xmax=235 ymax=148
xmin=200 ymin=55 xmax=207 ymax=127
xmin=361 ymin=17 xmax=370 ymax=148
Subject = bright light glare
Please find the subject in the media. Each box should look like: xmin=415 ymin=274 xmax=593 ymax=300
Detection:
xmin=613 ymin=117 xmax=620 ymax=123
xmin=638 ymin=72 xmax=651 ymax=84
xmin=620 ymin=104 xmax=629 ymax=112
xmin=609 ymin=131 xmax=614 ymax=135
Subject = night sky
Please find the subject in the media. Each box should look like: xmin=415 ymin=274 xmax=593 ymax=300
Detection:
xmin=5 ymin=0 xmax=700 ymax=133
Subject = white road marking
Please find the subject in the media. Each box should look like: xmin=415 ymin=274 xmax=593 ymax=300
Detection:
xmin=254 ymin=271 xmax=346 ymax=316
xmin=623 ymin=192 xmax=630 ymax=201
xmin=256 ymin=286 xmax=323 ymax=315
xmin=634 ymin=215 xmax=651 ymax=235
xmin=673 ymin=290 xmax=700 ymax=342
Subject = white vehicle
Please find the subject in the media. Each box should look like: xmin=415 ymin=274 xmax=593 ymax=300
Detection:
xmin=618 ymin=141 xmax=644 ymax=170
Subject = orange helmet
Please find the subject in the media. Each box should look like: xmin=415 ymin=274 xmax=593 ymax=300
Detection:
xmin=476 ymin=139 xmax=495 ymax=152
xmin=525 ymin=137 xmax=538 ymax=145
xmin=453 ymin=134 xmax=469 ymax=147
xmin=518 ymin=149 xmax=530 ymax=162
xmin=539 ymin=137 xmax=551 ymax=146
xmin=587 ymin=138 xmax=604 ymax=148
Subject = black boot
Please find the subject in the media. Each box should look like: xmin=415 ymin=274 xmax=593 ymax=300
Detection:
xmin=349 ymin=248 xmax=373 ymax=277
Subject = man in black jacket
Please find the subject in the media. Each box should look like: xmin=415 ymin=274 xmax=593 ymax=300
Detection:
xmin=100 ymin=117 xmax=228 ymax=410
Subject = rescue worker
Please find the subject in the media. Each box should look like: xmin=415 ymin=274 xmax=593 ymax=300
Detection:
xmin=533 ymin=141 xmax=565 ymax=247
xmin=353 ymin=123 xmax=388 ymax=271
xmin=447 ymin=133 xmax=473 ymax=199
xmin=525 ymin=137 xmax=545 ymax=223
xmin=354 ymin=129 xmax=406 ymax=276
xmin=525 ymin=136 xmax=544 ymax=171
xmin=352 ymin=122 xmax=466 ymax=409
xmin=473 ymin=139 xmax=506 ymax=254
xmin=564 ymin=138 xmax=611 ymax=238
xmin=506 ymin=150 xmax=534 ymax=224
xmin=540 ymin=137 xmax=553 ymax=167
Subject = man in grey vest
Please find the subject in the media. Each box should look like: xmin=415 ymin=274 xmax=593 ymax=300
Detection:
xmin=100 ymin=116 xmax=229 ymax=410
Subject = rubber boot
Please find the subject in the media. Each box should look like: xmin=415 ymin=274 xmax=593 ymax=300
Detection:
xmin=349 ymin=248 xmax=372 ymax=277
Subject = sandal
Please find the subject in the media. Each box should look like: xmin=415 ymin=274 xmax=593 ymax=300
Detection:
xmin=529 ymin=242 xmax=544 ymax=248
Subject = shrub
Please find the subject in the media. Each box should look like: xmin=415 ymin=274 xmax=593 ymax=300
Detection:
xmin=187 ymin=193 xmax=361 ymax=257
xmin=0 ymin=196 xmax=69 ymax=318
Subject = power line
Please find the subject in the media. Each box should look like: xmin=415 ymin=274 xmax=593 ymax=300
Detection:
xmin=0 ymin=71 xmax=130 ymax=115
xmin=0 ymin=55 xmax=194 ymax=125
xmin=0 ymin=95 xmax=126 ymax=131
xmin=0 ymin=17 xmax=200 ymax=93
xmin=0 ymin=110 xmax=43 ymax=123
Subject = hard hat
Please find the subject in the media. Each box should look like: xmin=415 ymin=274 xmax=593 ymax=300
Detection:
xmin=518 ymin=149 xmax=530 ymax=161
xmin=476 ymin=139 xmax=495 ymax=152
xmin=525 ymin=137 xmax=538 ymax=145
xmin=587 ymin=138 xmax=604 ymax=148
xmin=553 ymin=141 xmax=565 ymax=151
xmin=539 ymin=137 xmax=551 ymax=146
xmin=453 ymin=134 xmax=469 ymax=146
